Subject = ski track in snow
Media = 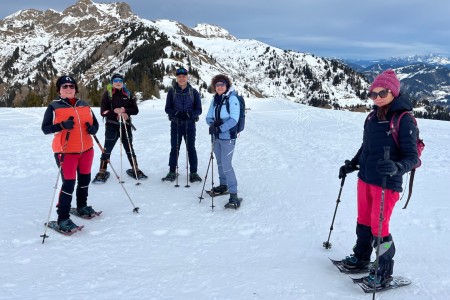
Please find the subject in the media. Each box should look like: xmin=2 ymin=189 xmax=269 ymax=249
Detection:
xmin=0 ymin=99 xmax=449 ymax=299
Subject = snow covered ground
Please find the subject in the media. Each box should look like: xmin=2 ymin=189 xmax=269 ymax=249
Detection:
xmin=0 ymin=98 xmax=449 ymax=300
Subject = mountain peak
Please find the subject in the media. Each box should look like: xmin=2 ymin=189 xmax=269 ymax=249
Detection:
xmin=193 ymin=23 xmax=236 ymax=40
xmin=63 ymin=0 xmax=134 ymax=20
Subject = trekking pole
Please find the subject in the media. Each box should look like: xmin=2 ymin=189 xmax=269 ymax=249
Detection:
xmin=174 ymin=118 xmax=180 ymax=187
xmin=184 ymin=121 xmax=190 ymax=188
xmin=41 ymin=116 xmax=74 ymax=244
xmin=123 ymin=120 xmax=141 ymax=186
xmin=198 ymin=135 xmax=215 ymax=203
xmin=91 ymin=132 xmax=139 ymax=213
xmin=323 ymin=174 xmax=346 ymax=249
xmin=210 ymin=135 xmax=216 ymax=211
xmin=119 ymin=114 xmax=124 ymax=183
xmin=372 ymin=146 xmax=390 ymax=299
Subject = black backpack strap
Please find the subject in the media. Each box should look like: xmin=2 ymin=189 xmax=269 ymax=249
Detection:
xmin=402 ymin=169 xmax=415 ymax=209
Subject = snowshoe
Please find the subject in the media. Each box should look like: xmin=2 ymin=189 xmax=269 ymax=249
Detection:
xmin=92 ymin=171 xmax=110 ymax=183
xmin=70 ymin=206 xmax=102 ymax=219
xmin=46 ymin=219 xmax=84 ymax=235
xmin=126 ymin=168 xmax=148 ymax=180
xmin=189 ymin=172 xmax=202 ymax=183
xmin=161 ymin=172 xmax=177 ymax=182
xmin=352 ymin=275 xmax=410 ymax=293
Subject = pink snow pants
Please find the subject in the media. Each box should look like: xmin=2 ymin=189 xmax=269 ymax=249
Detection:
xmin=357 ymin=179 xmax=400 ymax=237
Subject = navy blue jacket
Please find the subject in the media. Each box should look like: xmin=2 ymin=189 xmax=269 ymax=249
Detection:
xmin=165 ymin=83 xmax=202 ymax=126
xmin=352 ymin=94 xmax=419 ymax=192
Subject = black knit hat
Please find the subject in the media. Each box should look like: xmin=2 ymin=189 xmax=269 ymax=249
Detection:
xmin=56 ymin=75 xmax=78 ymax=93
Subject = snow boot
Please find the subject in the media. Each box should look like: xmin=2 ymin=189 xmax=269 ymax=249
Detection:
xmin=77 ymin=206 xmax=97 ymax=218
xmin=363 ymin=234 xmax=396 ymax=288
xmin=93 ymin=160 xmax=109 ymax=182
xmin=210 ymin=185 xmax=228 ymax=195
xmin=189 ymin=172 xmax=202 ymax=183
xmin=224 ymin=193 xmax=242 ymax=209
xmin=57 ymin=218 xmax=79 ymax=233
xmin=363 ymin=260 xmax=394 ymax=288
xmin=127 ymin=157 xmax=148 ymax=179
xmin=162 ymin=172 xmax=177 ymax=182
xmin=341 ymin=254 xmax=371 ymax=271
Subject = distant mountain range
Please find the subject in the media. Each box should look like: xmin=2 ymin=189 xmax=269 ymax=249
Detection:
xmin=343 ymin=55 xmax=450 ymax=106
xmin=0 ymin=0 xmax=448 ymax=120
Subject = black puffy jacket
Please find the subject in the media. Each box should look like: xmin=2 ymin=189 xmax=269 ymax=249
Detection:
xmin=352 ymin=94 xmax=419 ymax=192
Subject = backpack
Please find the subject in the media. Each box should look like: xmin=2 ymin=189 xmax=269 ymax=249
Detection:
xmin=389 ymin=111 xmax=425 ymax=209
xmin=225 ymin=94 xmax=246 ymax=134
xmin=367 ymin=110 xmax=425 ymax=208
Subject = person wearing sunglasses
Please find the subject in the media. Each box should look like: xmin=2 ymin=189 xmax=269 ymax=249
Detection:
xmin=337 ymin=69 xmax=419 ymax=288
xmin=205 ymin=74 xmax=242 ymax=209
xmin=162 ymin=67 xmax=202 ymax=183
xmin=41 ymin=75 xmax=100 ymax=232
xmin=93 ymin=73 xmax=147 ymax=182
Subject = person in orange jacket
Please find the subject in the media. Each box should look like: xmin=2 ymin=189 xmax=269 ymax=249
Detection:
xmin=42 ymin=75 xmax=99 ymax=232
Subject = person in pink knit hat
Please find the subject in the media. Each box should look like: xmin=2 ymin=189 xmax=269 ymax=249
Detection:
xmin=337 ymin=69 xmax=419 ymax=288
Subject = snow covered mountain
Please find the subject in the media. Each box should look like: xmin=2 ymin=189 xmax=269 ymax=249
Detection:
xmin=344 ymin=55 xmax=450 ymax=105
xmin=0 ymin=0 xmax=369 ymax=110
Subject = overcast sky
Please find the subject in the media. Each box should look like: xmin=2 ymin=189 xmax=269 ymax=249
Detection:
xmin=2 ymin=0 xmax=449 ymax=60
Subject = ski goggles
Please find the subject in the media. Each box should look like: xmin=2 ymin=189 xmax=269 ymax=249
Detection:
xmin=368 ymin=89 xmax=391 ymax=100
xmin=112 ymin=78 xmax=124 ymax=83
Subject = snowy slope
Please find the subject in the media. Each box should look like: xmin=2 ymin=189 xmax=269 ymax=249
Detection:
xmin=0 ymin=98 xmax=449 ymax=299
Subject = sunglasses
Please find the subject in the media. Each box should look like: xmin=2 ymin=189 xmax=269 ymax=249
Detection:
xmin=215 ymin=83 xmax=226 ymax=88
xmin=113 ymin=78 xmax=124 ymax=83
xmin=368 ymin=89 xmax=391 ymax=100
xmin=61 ymin=84 xmax=75 ymax=90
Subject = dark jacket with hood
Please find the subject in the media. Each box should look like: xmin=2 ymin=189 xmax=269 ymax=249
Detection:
xmin=351 ymin=94 xmax=419 ymax=192
xmin=100 ymin=85 xmax=138 ymax=123
xmin=165 ymin=82 xmax=202 ymax=126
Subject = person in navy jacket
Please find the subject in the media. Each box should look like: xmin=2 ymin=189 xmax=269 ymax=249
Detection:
xmin=338 ymin=69 xmax=419 ymax=287
xmin=206 ymin=74 xmax=241 ymax=209
xmin=162 ymin=67 xmax=202 ymax=183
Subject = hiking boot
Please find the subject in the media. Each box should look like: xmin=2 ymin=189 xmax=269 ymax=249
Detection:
xmin=363 ymin=260 xmax=394 ymax=288
xmin=77 ymin=206 xmax=97 ymax=218
xmin=162 ymin=172 xmax=177 ymax=182
xmin=211 ymin=185 xmax=228 ymax=194
xmin=224 ymin=193 xmax=241 ymax=209
xmin=57 ymin=218 xmax=79 ymax=233
xmin=189 ymin=172 xmax=202 ymax=183
xmin=341 ymin=254 xmax=371 ymax=270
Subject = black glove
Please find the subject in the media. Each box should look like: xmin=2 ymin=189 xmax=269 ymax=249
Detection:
xmin=376 ymin=159 xmax=399 ymax=176
xmin=338 ymin=160 xmax=358 ymax=179
xmin=209 ymin=124 xmax=218 ymax=135
xmin=86 ymin=123 xmax=98 ymax=135
xmin=175 ymin=111 xmax=189 ymax=120
xmin=214 ymin=119 xmax=223 ymax=127
xmin=60 ymin=118 xmax=75 ymax=130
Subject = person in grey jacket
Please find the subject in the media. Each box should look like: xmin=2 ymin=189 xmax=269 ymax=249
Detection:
xmin=205 ymin=74 xmax=241 ymax=209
